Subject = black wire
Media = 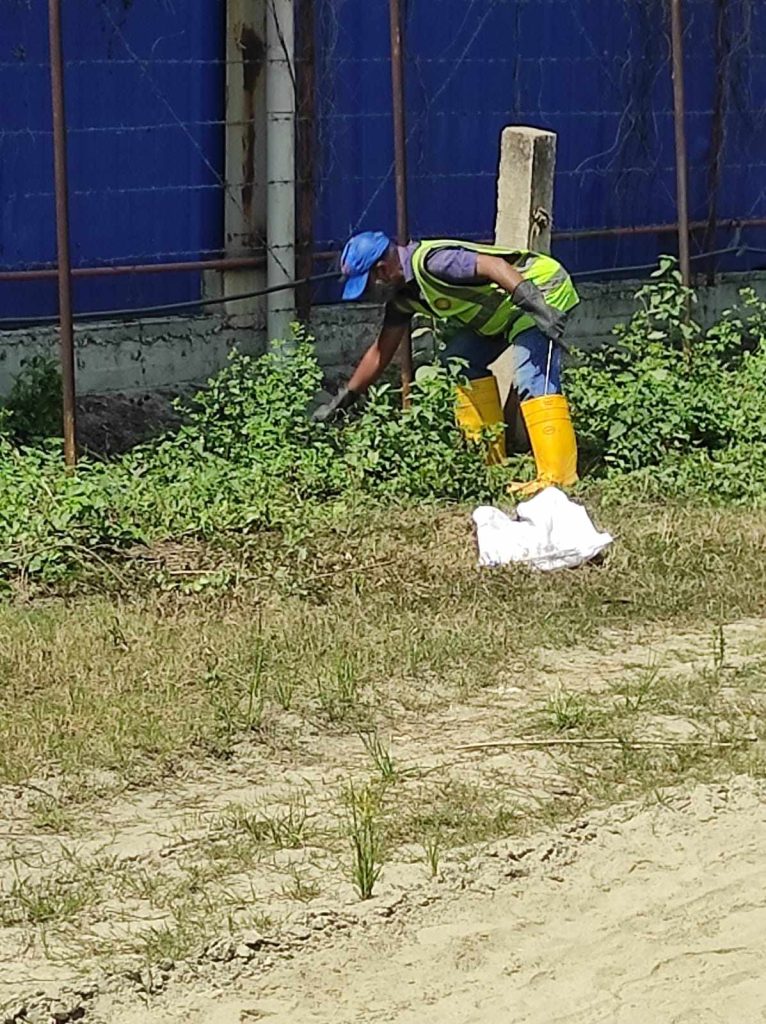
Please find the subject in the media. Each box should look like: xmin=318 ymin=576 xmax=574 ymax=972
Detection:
xmin=0 ymin=270 xmax=341 ymax=329
xmin=570 ymin=245 xmax=754 ymax=279
xmin=0 ymin=245 xmax=761 ymax=329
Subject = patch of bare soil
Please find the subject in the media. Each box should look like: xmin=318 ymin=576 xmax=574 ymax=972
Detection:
xmin=531 ymin=617 xmax=766 ymax=693
xmin=225 ymin=775 xmax=766 ymax=1024
xmin=26 ymin=775 xmax=761 ymax=1024
xmin=76 ymin=390 xmax=186 ymax=456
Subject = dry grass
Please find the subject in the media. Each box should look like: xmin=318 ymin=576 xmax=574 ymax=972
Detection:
xmin=1 ymin=501 xmax=765 ymax=790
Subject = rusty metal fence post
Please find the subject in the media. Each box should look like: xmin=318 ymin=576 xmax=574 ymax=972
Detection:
xmin=388 ymin=0 xmax=413 ymax=405
xmin=704 ymin=0 xmax=729 ymax=285
xmin=670 ymin=0 xmax=691 ymax=292
xmin=48 ymin=0 xmax=77 ymax=467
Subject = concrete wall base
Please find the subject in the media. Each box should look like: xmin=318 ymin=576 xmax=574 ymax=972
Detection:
xmin=1 ymin=272 xmax=764 ymax=399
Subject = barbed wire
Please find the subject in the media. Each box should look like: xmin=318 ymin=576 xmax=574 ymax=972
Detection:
xmin=6 ymin=218 xmax=765 ymax=276
xmin=309 ymin=0 xmax=765 ymax=271
xmin=8 ymin=105 xmax=739 ymax=138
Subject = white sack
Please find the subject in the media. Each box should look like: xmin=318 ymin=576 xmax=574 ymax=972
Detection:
xmin=473 ymin=487 xmax=613 ymax=572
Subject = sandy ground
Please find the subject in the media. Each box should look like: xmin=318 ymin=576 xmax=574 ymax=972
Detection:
xmin=90 ymin=776 xmax=766 ymax=1024
xmin=261 ymin=781 xmax=766 ymax=1024
xmin=3 ymin=620 xmax=765 ymax=1023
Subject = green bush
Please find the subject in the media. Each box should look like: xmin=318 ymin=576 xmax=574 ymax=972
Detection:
xmin=1 ymin=356 xmax=63 ymax=442
xmin=0 ymin=333 xmax=507 ymax=583
xmin=176 ymin=332 xmax=341 ymax=497
xmin=565 ymin=258 xmax=766 ymax=484
xmin=2 ymin=262 xmax=766 ymax=586
xmin=596 ymin=441 xmax=766 ymax=507
xmin=339 ymin=364 xmax=505 ymax=502
xmin=0 ymin=441 xmax=118 ymax=580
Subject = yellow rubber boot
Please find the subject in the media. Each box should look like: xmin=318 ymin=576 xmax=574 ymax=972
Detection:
xmin=508 ymin=394 xmax=578 ymax=496
xmin=455 ymin=375 xmax=506 ymax=466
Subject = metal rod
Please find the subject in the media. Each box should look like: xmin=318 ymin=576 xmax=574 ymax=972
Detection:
xmin=389 ymin=0 xmax=408 ymax=248
xmin=5 ymin=212 xmax=764 ymax=281
xmin=0 ymin=271 xmax=340 ymax=329
xmin=0 ymin=254 xmax=266 ymax=283
xmin=704 ymin=0 xmax=729 ymax=285
xmin=48 ymin=0 xmax=76 ymax=467
xmin=670 ymin=0 xmax=691 ymax=290
xmin=388 ymin=0 xmax=413 ymax=405
xmin=295 ymin=0 xmax=316 ymax=322
xmin=555 ymin=224 xmax=675 ymax=241
xmin=5 ymin=212 xmax=763 ymax=287
xmin=552 ymin=219 xmax=763 ymax=241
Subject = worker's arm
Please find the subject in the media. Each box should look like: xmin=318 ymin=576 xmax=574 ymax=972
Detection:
xmin=312 ymin=321 xmax=408 ymax=423
xmin=348 ymin=322 xmax=408 ymax=394
xmin=475 ymin=253 xmax=567 ymax=343
xmin=475 ymin=253 xmax=525 ymax=294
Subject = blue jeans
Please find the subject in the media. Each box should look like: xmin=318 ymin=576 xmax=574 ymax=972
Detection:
xmin=440 ymin=325 xmax=561 ymax=401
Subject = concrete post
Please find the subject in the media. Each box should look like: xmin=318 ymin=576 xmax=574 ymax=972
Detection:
xmin=494 ymin=126 xmax=556 ymax=253
xmin=265 ymin=0 xmax=296 ymax=345
xmin=219 ymin=0 xmax=268 ymax=324
xmin=491 ymin=126 xmax=557 ymax=450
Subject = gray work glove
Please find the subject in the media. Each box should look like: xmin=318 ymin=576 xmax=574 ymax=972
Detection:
xmin=312 ymin=385 xmax=359 ymax=424
xmin=512 ymin=279 xmax=567 ymax=344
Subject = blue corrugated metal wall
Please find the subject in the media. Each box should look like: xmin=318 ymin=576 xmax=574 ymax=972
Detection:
xmin=2 ymin=1 xmax=765 ymax=322
xmin=315 ymin=0 xmax=766 ymax=281
xmin=0 ymin=0 xmax=225 ymax=319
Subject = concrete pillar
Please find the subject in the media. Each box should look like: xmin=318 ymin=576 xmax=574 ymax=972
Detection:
xmin=265 ymin=0 xmax=296 ymax=344
xmin=494 ymin=126 xmax=556 ymax=253
xmin=491 ymin=126 xmax=557 ymax=450
xmin=219 ymin=0 xmax=268 ymax=325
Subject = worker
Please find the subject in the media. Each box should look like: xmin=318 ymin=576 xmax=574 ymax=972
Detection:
xmin=314 ymin=232 xmax=580 ymax=494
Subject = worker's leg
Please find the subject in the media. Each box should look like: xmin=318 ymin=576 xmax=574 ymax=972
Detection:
xmin=440 ymin=328 xmax=508 ymax=463
xmin=509 ymin=326 xmax=577 ymax=491
xmin=509 ymin=325 xmax=562 ymax=399
xmin=439 ymin=327 xmax=507 ymax=380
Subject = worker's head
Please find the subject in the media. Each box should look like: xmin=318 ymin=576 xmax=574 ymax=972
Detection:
xmin=341 ymin=231 xmax=404 ymax=303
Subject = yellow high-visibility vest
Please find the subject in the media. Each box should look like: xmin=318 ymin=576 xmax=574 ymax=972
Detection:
xmin=393 ymin=239 xmax=579 ymax=341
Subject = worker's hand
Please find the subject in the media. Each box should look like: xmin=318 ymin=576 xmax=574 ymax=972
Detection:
xmin=311 ymin=385 xmax=359 ymax=424
xmin=512 ymin=279 xmax=567 ymax=344
xmin=531 ymin=305 xmax=567 ymax=344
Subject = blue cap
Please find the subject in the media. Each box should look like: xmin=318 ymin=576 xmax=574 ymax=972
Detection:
xmin=341 ymin=231 xmax=391 ymax=300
